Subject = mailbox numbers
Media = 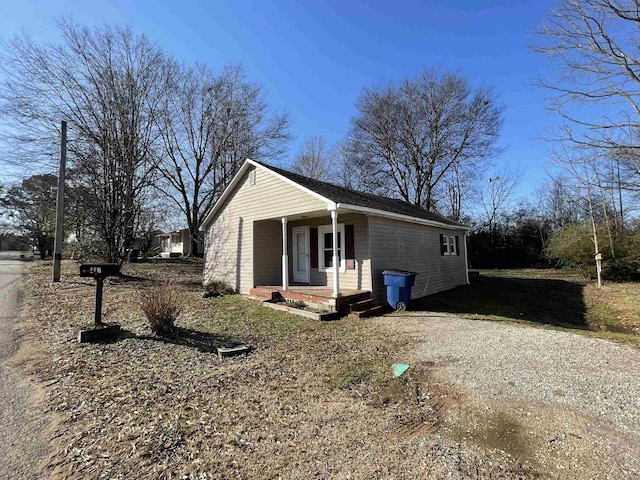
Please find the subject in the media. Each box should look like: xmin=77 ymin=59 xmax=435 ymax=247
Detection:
xmin=79 ymin=263 xmax=118 ymax=278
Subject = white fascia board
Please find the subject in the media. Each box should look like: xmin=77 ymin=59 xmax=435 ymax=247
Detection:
xmin=336 ymin=203 xmax=470 ymax=231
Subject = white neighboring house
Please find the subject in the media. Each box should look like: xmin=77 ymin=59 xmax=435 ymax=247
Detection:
xmin=156 ymin=228 xmax=203 ymax=258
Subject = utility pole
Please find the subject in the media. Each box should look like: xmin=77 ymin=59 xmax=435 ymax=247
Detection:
xmin=52 ymin=120 xmax=67 ymax=282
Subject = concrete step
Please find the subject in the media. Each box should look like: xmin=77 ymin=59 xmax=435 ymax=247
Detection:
xmin=347 ymin=298 xmax=374 ymax=312
xmin=348 ymin=305 xmax=384 ymax=318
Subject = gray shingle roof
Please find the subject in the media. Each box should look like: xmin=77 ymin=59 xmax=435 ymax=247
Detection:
xmin=257 ymin=161 xmax=466 ymax=228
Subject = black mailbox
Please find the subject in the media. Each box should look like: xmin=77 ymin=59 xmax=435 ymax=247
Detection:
xmin=79 ymin=263 xmax=119 ymax=278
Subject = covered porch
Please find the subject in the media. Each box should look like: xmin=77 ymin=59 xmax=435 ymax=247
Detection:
xmin=252 ymin=208 xmax=371 ymax=298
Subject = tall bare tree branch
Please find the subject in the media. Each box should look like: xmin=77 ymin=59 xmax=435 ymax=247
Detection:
xmin=343 ymin=67 xmax=503 ymax=211
xmin=0 ymin=19 xmax=175 ymax=263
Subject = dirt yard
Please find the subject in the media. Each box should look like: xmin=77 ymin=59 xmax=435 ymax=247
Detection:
xmin=10 ymin=261 xmax=640 ymax=479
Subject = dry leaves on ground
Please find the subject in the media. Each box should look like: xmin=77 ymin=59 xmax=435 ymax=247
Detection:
xmin=15 ymin=260 xmax=539 ymax=479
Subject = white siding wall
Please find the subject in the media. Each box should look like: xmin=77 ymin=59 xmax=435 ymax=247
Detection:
xmin=253 ymin=220 xmax=282 ymax=286
xmin=369 ymin=216 xmax=467 ymax=305
xmin=204 ymin=167 xmax=328 ymax=293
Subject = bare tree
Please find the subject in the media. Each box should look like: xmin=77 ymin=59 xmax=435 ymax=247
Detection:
xmin=156 ymin=63 xmax=289 ymax=256
xmin=537 ymin=176 xmax=582 ymax=229
xmin=344 ymin=68 xmax=503 ymax=210
xmin=438 ymin=161 xmax=482 ymax=221
xmin=549 ymin=146 xmax=619 ymax=285
xmin=331 ymin=139 xmax=380 ymax=194
xmin=536 ymin=0 xmax=640 ymax=196
xmin=0 ymin=181 xmax=6 ymax=211
xmin=291 ymin=136 xmax=333 ymax=181
xmin=479 ymin=166 xmax=522 ymax=239
xmin=0 ymin=19 xmax=175 ymax=264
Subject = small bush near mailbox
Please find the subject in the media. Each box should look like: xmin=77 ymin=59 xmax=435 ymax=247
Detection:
xmin=139 ymin=284 xmax=183 ymax=336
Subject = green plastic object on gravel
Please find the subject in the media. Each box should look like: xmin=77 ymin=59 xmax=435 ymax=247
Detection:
xmin=393 ymin=363 xmax=410 ymax=377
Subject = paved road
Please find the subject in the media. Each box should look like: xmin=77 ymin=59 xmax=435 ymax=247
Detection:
xmin=0 ymin=251 xmax=47 ymax=479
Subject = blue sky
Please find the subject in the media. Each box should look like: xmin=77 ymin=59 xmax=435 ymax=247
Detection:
xmin=0 ymin=0 xmax=560 ymax=199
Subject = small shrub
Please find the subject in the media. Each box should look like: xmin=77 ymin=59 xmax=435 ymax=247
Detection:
xmin=204 ymin=280 xmax=235 ymax=298
xmin=140 ymin=284 xmax=183 ymax=336
xmin=603 ymin=258 xmax=640 ymax=282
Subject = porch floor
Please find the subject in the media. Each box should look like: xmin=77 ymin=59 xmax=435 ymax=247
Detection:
xmin=256 ymin=285 xmax=368 ymax=299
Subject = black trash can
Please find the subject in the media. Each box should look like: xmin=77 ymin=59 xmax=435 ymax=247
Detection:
xmin=382 ymin=270 xmax=418 ymax=311
xmin=127 ymin=249 xmax=140 ymax=263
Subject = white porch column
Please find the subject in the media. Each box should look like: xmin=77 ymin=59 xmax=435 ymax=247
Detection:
xmin=331 ymin=210 xmax=340 ymax=297
xmin=281 ymin=217 xmax=289 ymax=290
xmin=463 ymin=231 xmax=470 ymax=285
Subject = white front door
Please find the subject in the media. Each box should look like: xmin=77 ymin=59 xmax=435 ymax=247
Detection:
xmin=292 ymin=226 xmax=310 ymax=283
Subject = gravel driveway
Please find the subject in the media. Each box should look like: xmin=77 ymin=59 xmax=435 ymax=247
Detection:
xmin=380 ymin=313 xmax=640 ymax=479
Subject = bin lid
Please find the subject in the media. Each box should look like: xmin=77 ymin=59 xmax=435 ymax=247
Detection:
xmin=382 ymin=270 xmax=418 ymax=276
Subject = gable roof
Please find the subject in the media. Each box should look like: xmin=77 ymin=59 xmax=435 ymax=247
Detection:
xmin=256 ymin=161 xmax=466 ymax=228
xmin=202 ymin=159 xmax=468 ymax=230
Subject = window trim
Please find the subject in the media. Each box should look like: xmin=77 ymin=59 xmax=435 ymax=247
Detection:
xmin=448 ymin=235 xmax=457 ymax=255
xmin=441 ymin=234 xmax=458 ymax=256
xmin=318 ymin=223 xmax=346 ymax=273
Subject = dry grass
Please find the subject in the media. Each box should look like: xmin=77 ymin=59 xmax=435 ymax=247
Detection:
xmin=585 ymin=282 xmax=640 ymax=335
xmin=15 ymin=260 xmax=540 ymax=479
xmin=417 ymin=268 xmax=640 ymax=346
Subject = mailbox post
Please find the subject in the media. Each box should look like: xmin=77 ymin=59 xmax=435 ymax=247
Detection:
xmin=79 ymin=264 xmax=119 ymax=326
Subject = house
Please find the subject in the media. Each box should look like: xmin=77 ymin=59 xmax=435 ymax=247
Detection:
xmin=156 ymin=228 xmax=203 ymax=257
xmin=202 ymin=159 xmax=469 ymax=313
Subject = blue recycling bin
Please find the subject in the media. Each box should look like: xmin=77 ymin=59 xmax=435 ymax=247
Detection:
xmin=382 ymin=270 xmax=417 ymax=311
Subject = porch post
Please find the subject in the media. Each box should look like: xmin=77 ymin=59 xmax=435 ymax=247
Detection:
xmin=331 ymin=209 xmax=340 ymax=297
xmin=463 ymin=231 xmax=470 ymax=285
xmin=281 ymin=217 xmax=289 ymax=290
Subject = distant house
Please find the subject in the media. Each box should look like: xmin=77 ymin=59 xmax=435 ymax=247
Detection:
xmin=156 ymin=228 xmax=202 ymax=258
xmin=201 ymin=159 xmax=469 ymax=312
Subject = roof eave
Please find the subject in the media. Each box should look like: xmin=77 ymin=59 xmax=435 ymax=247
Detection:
xmin=336 ymin=203 xmax=470 ymax=231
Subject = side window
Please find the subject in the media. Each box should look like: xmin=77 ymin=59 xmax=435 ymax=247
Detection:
xmin=440 ymin=234 xmax=460 ymax=256
xmin=440 ymin=234 xmax=450 ymax=256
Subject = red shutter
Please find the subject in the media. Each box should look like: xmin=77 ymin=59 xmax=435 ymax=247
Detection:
xmin=310 ymin=228 xmax=318 ymax=268
xmin=345 ymin=224 xmax=355 ymax=270
xmin=455 ymin=235 xmax=460 ymax=256
xmin=440 ymin=234 xmax=446 ymax=255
